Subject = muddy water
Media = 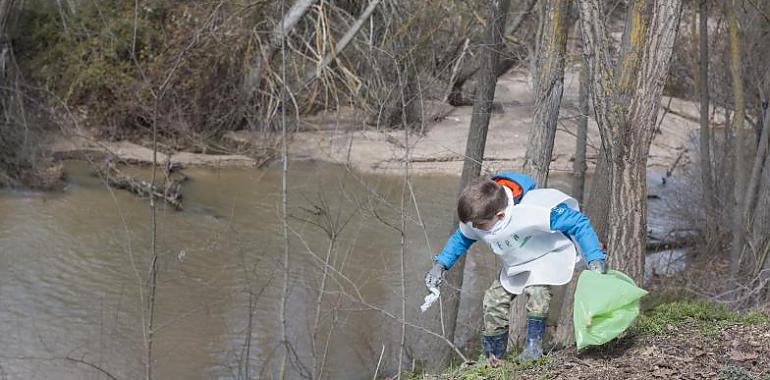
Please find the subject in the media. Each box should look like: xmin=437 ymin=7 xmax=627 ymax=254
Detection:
xmin=2 ymin=161 xmax=539 ymax=379
xmin=0 ymin=160 xmax=674 ymax=379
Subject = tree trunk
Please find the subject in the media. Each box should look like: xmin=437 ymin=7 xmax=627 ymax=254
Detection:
xmin=698 ymin=0 xmax=715 ymax=232
xmin=442 ymin=0 xmax=511 ymax=362
xmin=517 ymin=0 xmax=573 ymax=348
xmin=578 ymin=0 xmax=683 ymax=283
xmin=523 ymin=0 xmax=573 ymax=185
xmin=744 ymin=105 xmax=770 ymax=218
xmin=727 ymin=1 xmax=747 ymax=279
xmin=551 ymin=50 xmax=592 ymax=349
xmin=744 ymin=104 xmax=770 ymax=279
xmin=572 ymin=60 xmax=590 ymax=204
xmin=755 ymin=137 xmax=770 ymax=275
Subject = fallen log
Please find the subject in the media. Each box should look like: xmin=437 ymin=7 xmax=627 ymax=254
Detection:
xmin=101 ymin=161 xmax=186 ymax=210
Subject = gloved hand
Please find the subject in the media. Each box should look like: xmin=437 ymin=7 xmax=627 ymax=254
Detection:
xmin=424 ymin=262 xmax=446 ymax=289
xmin=587 ymin=259 xmax=608 ymax=274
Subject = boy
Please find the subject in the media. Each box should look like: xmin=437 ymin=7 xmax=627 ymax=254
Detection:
xmin=424 ymin=172 xmax=607 ymax=365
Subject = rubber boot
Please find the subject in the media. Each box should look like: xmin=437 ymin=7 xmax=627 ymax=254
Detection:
xmin=481 ymin=330 xmax=508 ymax=361
xmin=516 ymin=316 xmax=545 ymax=361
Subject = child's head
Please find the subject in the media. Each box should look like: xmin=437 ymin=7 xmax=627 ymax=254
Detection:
xmin=457 ymin=177 xmax=508 ymax=230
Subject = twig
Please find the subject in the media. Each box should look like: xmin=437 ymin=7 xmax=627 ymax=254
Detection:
xmin=289 ymin=226 xmax=471 ymax=363
xmin=64 ymin=356 xmax=119 ymax=380
xmin=372 ymin=344 xmax=386 ymax=380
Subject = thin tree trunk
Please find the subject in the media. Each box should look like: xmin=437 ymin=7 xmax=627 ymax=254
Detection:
xmin=744 ymin=106 xmax=770 ymax=278
xmin=518 ymin=0 xmax=574 ymax=348
xmin=698 ymin=0 xmax=715 ymax=231
xmin=443 ymin=0 xmax=511 ymax=362
xmin=523 ymin=0 xmax=573 ymax=185
xmin=397 ymin=102 xmax=409 ymax=380
xmin=278 ymin=0 xmax=291 ymax=377
xmin=754 ymin=144 xmax=770 ymax=274
xmin=551 ymin=52 xmax=591 ymax=348
xmin=572 ymin=60 xmax=590 ymax=203
xmin=727 ymin=1 xmax=747 ymax=279
xmin=744 ymin=106 xmax=770 ymax=217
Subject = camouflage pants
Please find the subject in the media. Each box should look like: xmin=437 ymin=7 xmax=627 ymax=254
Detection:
xmin=481 ymin=280 xmax=552 ymax=336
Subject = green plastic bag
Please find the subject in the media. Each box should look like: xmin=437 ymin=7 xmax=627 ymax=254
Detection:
xmin=573 ymin=269 xmax=648 ymax=349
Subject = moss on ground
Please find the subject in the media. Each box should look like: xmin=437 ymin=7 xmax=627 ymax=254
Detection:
xmin=635 ymin=301 xmax=770 ymax=335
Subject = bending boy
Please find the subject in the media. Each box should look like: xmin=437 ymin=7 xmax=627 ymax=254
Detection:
xmin=424 ymin=172 xmax=607 ymax=364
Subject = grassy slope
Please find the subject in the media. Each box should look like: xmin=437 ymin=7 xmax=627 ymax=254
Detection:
xmin=412 ymin=302 xmax=770 ymax=380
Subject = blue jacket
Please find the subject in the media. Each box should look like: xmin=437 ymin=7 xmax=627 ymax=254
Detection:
xmin=434 ymin=172 xmax=606 ymax=269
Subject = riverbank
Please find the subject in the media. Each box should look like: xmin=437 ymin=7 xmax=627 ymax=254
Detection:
xmin=286 ymin=69 xmax=700 ymax=176
xmin=413 ymin=302 xmax=770 ymax=380
xmin=46 ymin=69 xmax=702 ymax=177
xmin=47 ymin=133 xmax=260 ymax=168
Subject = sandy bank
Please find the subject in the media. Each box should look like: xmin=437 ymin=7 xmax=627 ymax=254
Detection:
xmin=49 ymin=134 xmax=258 ymax=168
xmin=48 ymin=69 xmax=702 ymax=176
xmin=286 ymin=69 xmax=700 ymax=176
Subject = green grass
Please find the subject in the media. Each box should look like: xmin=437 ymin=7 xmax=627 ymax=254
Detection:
xmin=717 ymin=365 xmax=769 ymax=380
xmin=450 ymin=357 xmax=550 ymax=380
xmin=635 ymin=301 xmax=770 ymax=335
xmin=404 ymin=356 xmax=552 ymax=380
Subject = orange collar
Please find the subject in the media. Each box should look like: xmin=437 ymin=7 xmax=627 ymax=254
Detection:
xmin=495 ymin=178 xmax=523 ymax=201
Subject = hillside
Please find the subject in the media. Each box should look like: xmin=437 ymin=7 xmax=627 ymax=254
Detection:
xmin=412 ymin=303 xmax=770 ymax=380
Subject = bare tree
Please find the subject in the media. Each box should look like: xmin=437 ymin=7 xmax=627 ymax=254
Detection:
xmin=698 ymin=0 xmax=715 ymax=232
xmin=523 ymin=0 xmax=574 ymax=185
xmin=444 ymin=0 xmax=511 ymax=359
xmin=278 ymin=1 xmax=292 ymax=378
xmin=577 ymin=0 xmax=683 ymax=282
xmin=727 ymin=0 xmax=747 ymax=282
xmin=517 ymin=0 xmax=574 ymax=348
xmin=550 ymin=52 xmax=592 ymax=348
xmin=572 ymin=60 xmax=590 ymax=204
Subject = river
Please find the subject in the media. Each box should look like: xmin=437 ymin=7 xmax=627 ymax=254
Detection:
xmin=0 ymin=160 xmax=682 ymax=379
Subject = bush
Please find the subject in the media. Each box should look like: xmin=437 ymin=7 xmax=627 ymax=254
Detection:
xmin=13 ymin=1 xmax=252 ymax=143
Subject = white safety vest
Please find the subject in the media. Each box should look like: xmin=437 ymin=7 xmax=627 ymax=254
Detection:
xmin=459 ymin=187 xmax=581 ymax=294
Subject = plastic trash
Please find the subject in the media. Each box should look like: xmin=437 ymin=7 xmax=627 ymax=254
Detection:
xmin=573 ymin=269 xmax=648 ymax=349
xmin=420 ymin=286 xmax=440 ymax=312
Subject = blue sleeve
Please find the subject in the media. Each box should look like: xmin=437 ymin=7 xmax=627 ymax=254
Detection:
xmin=434 ymin=228 xmax=477 ymax=269
xmin=550 ymin=203 xmax=606 ymax=263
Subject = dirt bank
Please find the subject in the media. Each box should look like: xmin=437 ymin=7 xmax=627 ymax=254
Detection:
xmin=48 ymin=68 xmax=702 ymax=176
xmin=48 ymin=133 xmax=258 ymax=168
xmin=286 ymin=69 xmax=701 ymax=176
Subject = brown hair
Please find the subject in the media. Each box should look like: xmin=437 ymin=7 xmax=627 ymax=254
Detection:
xmin=457 ymin=177 xmax=508 ymax=224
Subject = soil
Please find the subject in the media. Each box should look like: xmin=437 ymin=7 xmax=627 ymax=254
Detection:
xmin=517 ymin=322 xmax=770 ymax=380
xmin=421 ymin=321 xmax=770 ymax=380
